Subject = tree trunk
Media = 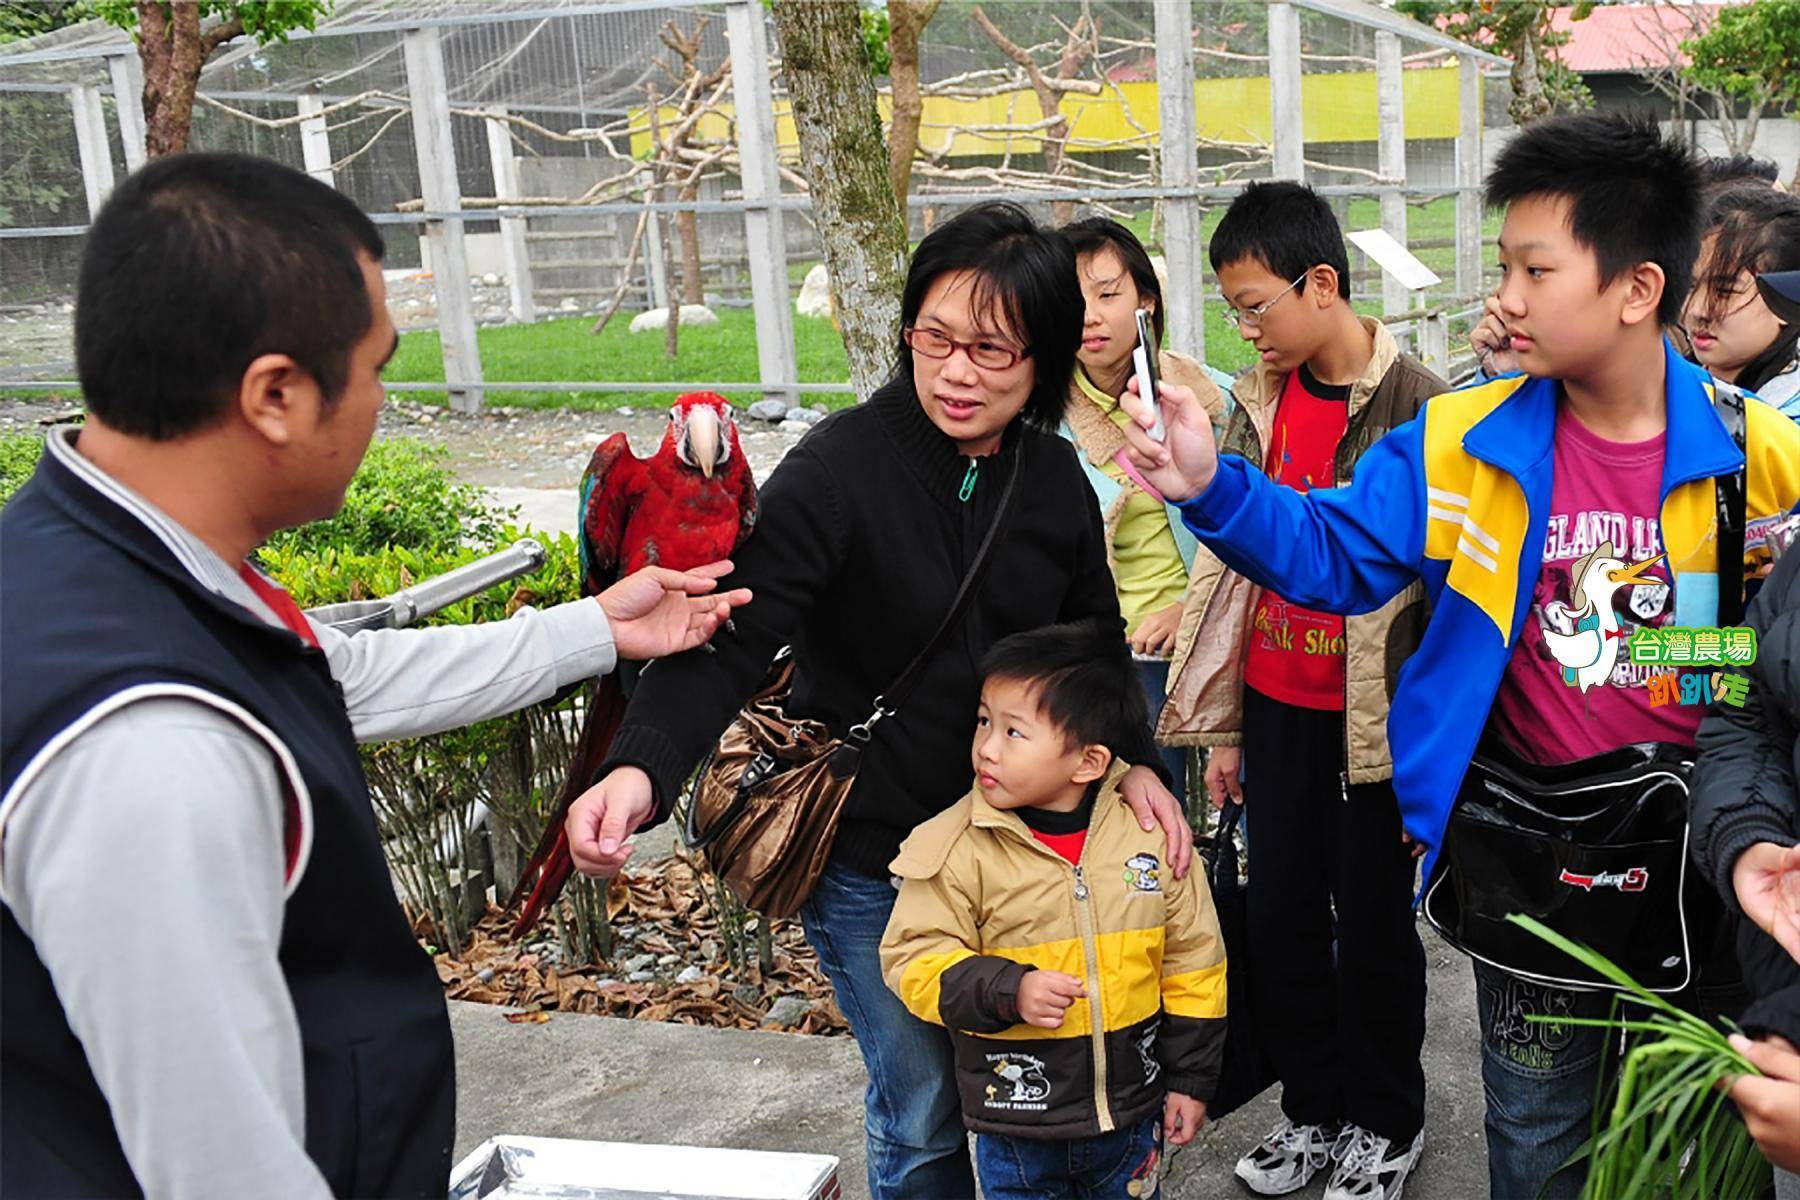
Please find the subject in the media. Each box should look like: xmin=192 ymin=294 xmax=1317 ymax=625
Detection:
xmin=658 ymin=17 xmax=722 ymax=308
xmin=676 ymin=196 xmax=705 ymax=306
xmin=1509 ymin=22 xmax=1553 ymax=126
xmin=971 ymin=5 xmax=1092 ymax=226
xmin=886 ymin=0 xmax=940 ymax=210
xmin=137 ymin=1 xmax=241 ymax=158
xmin=771 ymin=0 xmax=909 ymax=401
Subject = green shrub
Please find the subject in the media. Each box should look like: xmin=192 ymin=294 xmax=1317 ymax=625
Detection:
xmin=259 ymin=524 xmax=583 ymax=619
xmin=0 ymin=434 xmax=44 ymax=507
xmin=262 ymin=440 xmax=513 ymax=559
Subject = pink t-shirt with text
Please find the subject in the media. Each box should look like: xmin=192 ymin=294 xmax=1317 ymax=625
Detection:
xmin=1490 ymin=407 xmax=1702 ymax=764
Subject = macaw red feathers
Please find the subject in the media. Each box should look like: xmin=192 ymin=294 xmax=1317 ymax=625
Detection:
xmin=507 ymin=394 xmax=758 ymax=936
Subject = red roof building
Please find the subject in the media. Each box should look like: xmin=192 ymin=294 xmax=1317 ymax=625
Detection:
xmin=1549 ymin=3 xmax=1722 ymax=75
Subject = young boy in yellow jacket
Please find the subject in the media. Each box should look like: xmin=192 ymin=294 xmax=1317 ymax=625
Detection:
xmin=880 ymin=620 xmax=1227 ymax=1199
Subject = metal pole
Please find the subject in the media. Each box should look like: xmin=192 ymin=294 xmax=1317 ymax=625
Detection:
xmin=1154 ymin=0 xmax=1204 ymax=361
xmin=403 ymin=26 xmax=485 ymax=412
xmin=725 ymin=0 xmax=798 ymax=407
xmin=297 ymin=94 xmax=335 ymax=187
xmin=484 ymin=107 xmax=536 ymax=323
xmin=1375 ymin=31 xmax=1408 ymax=317
xmin=1421 ymin=311 xmax=1450 ymax=379
xmin=1456 ymin=54 xmax=1484 ymax=298
xmin=68 ymin=84 xmax=114 ymax=219
xmin=107 ymin=53 xmax=146 ymax=173
xmin=1269 ymin=0 xmax=1304 ymax=182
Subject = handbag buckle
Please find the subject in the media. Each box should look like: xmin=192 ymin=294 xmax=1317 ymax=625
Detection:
xmin=848 ymin=695 xmax=897 ymax=741
xmin=738 ymin=751 xmax=779 ymax=795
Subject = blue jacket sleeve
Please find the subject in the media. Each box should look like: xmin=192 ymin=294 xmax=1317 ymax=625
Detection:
xmin=1175 ymin=415 xmax=1428 ymax=615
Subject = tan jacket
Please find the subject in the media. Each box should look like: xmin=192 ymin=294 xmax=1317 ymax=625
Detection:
xmin=1156 ymin=319 xmax=1444 ymax=783
xmin=1062 ymin=350 xmax=1227 ymax=585
xmin=879 ymin=763 xmax=1227 ymax=1139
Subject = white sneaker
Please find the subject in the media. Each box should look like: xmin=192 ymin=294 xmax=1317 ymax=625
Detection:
xmin=1322 ymin=1126 xmax=1424 ymax=1200
xmin=1233 ymin=1116 xmax=1347 ymax=1196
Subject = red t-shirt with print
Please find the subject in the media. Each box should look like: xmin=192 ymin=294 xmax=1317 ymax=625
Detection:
xmin=1490 ymin=405 xmax=1700 ymax=764
xmin=1244 ymin=365 xmax=1350 ymax=710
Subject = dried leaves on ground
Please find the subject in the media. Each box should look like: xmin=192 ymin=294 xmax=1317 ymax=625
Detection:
xmin=432 ymin=856 xmax=849 ymax=1036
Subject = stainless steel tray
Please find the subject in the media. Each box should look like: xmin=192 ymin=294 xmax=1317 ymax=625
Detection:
xmin=448 ymin=1136 xmax=841 ymax=1200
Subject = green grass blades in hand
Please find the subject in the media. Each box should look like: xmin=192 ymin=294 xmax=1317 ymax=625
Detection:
xmin=1506 ymin=913 xmax=1771 ymax=1199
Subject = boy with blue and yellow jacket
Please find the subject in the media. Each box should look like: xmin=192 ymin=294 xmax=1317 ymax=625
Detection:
xmin=1117 ymin=114 xmax=1800 ymax=1200
xmin=1154 ymin=336 xmax=1799 ymax=878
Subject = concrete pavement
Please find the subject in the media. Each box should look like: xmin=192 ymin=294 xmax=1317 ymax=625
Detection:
xmin=451 ymin=925 xmax=1490 ymax=1198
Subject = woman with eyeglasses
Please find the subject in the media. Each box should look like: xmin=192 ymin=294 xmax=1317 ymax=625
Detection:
xmin=1682 ymin=185 xmax=1800 ymax=419
xmin=1059 ymin=217 xmax=1234 ymax=805
xmin=560 ymin=202 xmax=1193 ymax=1200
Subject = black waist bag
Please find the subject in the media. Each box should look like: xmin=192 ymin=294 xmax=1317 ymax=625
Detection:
xmin=1422 ymin=382 xmax=1750 ymax=996
xmin=1422 ymin=738 xmax=1701 ymax=993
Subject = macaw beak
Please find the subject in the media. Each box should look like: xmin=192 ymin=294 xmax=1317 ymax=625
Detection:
xmin=1608 ymin=553 xmax=1665 ymax=586
xmin=685 ymin=405 xmax=720 ymax=480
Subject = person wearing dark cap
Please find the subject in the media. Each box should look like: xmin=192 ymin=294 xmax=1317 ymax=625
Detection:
xmin=1683 ymin=187 xmax=1800 ymax=417
xmin=1762 ymin=269 xmax=1800 ymax=335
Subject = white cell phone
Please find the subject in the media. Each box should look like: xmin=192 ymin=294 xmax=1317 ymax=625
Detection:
xmin=1131 ymin=309 xmax=1164 ymax=442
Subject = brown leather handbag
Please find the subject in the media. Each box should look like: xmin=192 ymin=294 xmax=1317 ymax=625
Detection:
xmin=683 ymin=448 xmax=1023 ymax=918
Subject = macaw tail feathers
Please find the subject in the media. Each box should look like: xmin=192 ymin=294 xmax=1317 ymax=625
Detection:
xmin=504 ymin=674 xmax=630 ymax=937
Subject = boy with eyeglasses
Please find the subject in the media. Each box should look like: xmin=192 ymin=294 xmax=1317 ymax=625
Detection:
xmin=1167 ymin=181 xmax=1445 ymax=1200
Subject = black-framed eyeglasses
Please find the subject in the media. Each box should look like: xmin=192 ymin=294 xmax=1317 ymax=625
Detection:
xmin=903 ymin=326 xmax=1031 ymax=371
xmin=1222 ymin=271 xmax=1309 ymax=328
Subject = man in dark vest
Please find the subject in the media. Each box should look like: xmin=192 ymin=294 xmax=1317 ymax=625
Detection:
xmin=0 ymin=153 xmax=751 ymax=1198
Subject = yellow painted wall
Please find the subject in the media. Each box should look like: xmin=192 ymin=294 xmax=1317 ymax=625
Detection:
xmin=631 ymin=64 xmax=1472 ymax=160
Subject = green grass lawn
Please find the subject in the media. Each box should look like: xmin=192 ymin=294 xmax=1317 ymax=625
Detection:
xmin=386 ymin=307 xmax=854 ymax=411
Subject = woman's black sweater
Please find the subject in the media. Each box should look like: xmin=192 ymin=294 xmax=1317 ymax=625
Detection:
xmin=601 ymin=376 xmax=1160 ymax=878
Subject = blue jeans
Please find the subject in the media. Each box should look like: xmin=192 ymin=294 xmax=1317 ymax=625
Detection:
xmin=1136 ymin=658 xmax=1187 ymax=807
xmin=1474 ymin=963 xmax=1612 ymax=1200
xmin=800 ymin=861 xmax=975 ymax=1200
xmin=976 ymin=1116 xmax=1162 ymax=1200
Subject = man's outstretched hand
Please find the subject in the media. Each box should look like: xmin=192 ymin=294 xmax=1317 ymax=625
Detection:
xmin=597 ymin=561 xmax=751 ymax=661
xmin=1118 ymin=376 xmax=1221 ymax=504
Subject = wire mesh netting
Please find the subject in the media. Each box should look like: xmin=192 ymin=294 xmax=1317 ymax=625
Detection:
xmin=1 ymin=0 xmax=1511 ymax=395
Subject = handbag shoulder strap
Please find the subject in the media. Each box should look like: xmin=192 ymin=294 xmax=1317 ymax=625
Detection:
xmin=1713 ymin=381 xmax=1748 ymax=627
xmin=850 ymin=443 xmax=1026 ymax=739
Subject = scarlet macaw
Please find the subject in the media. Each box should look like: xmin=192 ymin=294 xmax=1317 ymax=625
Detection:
xmin=508 ymin=392 xmax=758 ymax=934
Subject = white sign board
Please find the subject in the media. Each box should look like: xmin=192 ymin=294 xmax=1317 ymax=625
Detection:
xmin=1347 ymin=228 xmax=1442 ymax=292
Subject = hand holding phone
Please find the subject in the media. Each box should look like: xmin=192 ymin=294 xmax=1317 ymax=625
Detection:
xmin=1131 ymin=308 xmax=1165 ymax=442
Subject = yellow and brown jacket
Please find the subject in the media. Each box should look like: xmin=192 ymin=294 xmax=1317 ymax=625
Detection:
xmin=1157 ymin=318 xmax=1445 ymax=783
xmin=879 ymin=764 xmax=1227 ymax=1139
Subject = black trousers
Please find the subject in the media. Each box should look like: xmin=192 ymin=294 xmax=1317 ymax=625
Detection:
xmin=1242 ymin=684 xmax=1427 ymax=1144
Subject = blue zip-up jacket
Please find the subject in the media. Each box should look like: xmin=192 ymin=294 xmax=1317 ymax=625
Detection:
xmin=1176 ymin=339 xmax=1800 ymax=881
